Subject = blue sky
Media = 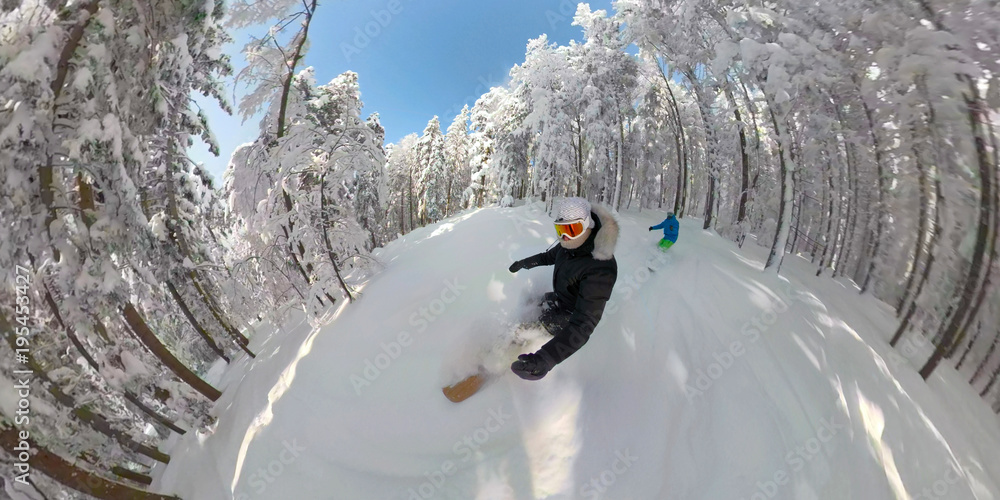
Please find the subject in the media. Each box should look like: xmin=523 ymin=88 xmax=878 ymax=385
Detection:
xmin=191 ymin=0 xmax=617 ymax=182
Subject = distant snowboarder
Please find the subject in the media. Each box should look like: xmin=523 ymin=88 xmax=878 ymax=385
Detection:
xmin=649 ymin=213 xmax=679 ymax=251
xmin=506 ymin=197 xmax=619 ymax=380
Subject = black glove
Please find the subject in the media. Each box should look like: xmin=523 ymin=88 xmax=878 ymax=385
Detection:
xmin=508 ymin=260 xmax=525 ymax=273
xmin=511 ymin=352 xmax=555 ymax=380
xmin=648 ymin=226 xmax=653 ymax=231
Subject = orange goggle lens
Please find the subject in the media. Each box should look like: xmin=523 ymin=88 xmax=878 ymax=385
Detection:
xmin=554 ymin=220 xmax=586 ymax=239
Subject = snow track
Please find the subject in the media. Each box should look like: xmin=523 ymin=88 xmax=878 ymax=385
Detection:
xmin=155 ymin=204 xmax=1000 ymax=500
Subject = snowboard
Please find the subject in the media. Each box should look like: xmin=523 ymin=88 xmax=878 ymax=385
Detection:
xmin=442 ymin=322 xmax=543 ymax=403
xmin=443 ymin=371 xmax=489 ymax=403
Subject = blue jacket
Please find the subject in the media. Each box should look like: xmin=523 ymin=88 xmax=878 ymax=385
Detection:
xmin=651 ymin=216 xmax=679 ymax=242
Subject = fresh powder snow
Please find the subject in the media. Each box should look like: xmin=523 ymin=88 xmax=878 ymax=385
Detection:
xmin=152 ymin=204 xmax=1000 ymax=499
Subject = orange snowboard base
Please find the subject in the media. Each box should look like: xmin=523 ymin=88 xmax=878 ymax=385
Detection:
xmin=443 ymin=372 xmax=489 ymax=403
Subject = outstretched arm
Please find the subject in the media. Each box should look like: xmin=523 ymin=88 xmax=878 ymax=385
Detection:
xmin=514 ymin=244 xmax=559 ymax=270
xmin=650 ymin=220 xmax=666 ymax=230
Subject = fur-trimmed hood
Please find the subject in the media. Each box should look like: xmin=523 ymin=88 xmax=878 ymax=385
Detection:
xmin=590 ymin=203 xmax=619 ymax=261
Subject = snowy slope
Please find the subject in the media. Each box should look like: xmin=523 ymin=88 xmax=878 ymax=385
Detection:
xmin=154 ymin=203 xmax=1000 ymax=500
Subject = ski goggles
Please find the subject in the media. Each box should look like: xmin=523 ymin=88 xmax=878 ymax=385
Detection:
xmin=554 ymin=218 xmax=589 ymax=240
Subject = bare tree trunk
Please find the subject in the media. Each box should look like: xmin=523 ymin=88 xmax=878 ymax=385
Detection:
xmin=445 ymin=176 xmax=452 ymax=217
xmin=891 ymin=175 xmax=942 ymax=347
xmin=613 ymin=114 xmax=625 ymax=210
xmin=162 ymin=126 xmax=248 ymax=359
xmin=816 ymin=158 xmax=835 ymax=273
xmin=122 ymin=304 xmax=222 ymax=401
xmin=281 ymin=214 xmax=314 ymax=293
xmin=276 ymin=1 xmax=317 ymax=140
xmin=626 ymin=158 xmax=638 ymax=210
xmin=726 ymin=83 xmax=751 ymax=226
xmin=737 ymin=77 xmax=763 ymax=203
xmin=111 ymin=466 xmax=154 ymax=486
xmin=704 ymin=175 xmax=716 ymax=230
xmin=576 ymin=116 xmax=585 ymax=197
xmin=672 ymin=129 xmax=685 ymax=214
xmin=834 ymin=122 xmax=857 ymax=277
xmin=957 ymin=320 xmax=982 ymax=371
xmin=408 ymin=166 xmax=416 ymax=229
xmin=859 ymin=100 xmax=887 ymax=294
xmin=37 ymin=287 xmax=187 ymax=436
xmin=399 ymin=192 xmax=406 ymax=234
xmin=835 ymin=165 xmax=853 ymax=275
xmin=166 ymin=281 xmax=229 ymax=362
xmin=972 ymin=324 xmax=1000 ymax=385
xmin=948 ymin=116 xmax=1000 ymax=357
xmin=790 ymin=194 xmax=802 ymax=256
xmin=897 ymin=135 xmax=931 ymax=315
xmin=826 ymin=156 xmax=848 ymax=276
xmin=982 ymin=335 xmax=1000 ymax=396
xmin=787 ymin=137 xmax=803 ymax=256
xmin=85 ymin=170 xmax=249 ymax=364
xmin=135 ymin=170 xmax=255 ymax=358
xmin=818 ymin=154 xmax=839 ymax=275
xmin=186 ymin=272 xmax=254 ymax=357
xmin=890 ymin=302 xmax=918 ymax=348
xmin=920 ymin=80 xmax=993 ymax=380
xmin=655 ymin=64 xmax=688 ymax=216
xmin=0 ymin=428 xmax=178 ymax=500
xmin=273 ymin=0 xmax=320 ymax=298
xmin=320 ymin=175 xmax=354 ymax=302
xmin=683 ymin=67 xmax=721 ymax=230
xmin=0 ymin=312 xmax=171 ymax=464
xmin=765 ymin=102 xmax=794 ymax=271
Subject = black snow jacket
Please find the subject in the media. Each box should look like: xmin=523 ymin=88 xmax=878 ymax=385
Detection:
xmin=514 ymin=204 xmax=619 ymax=365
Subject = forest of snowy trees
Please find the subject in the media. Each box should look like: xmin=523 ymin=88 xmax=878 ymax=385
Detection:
xmin=0 ymin=0 xmax=998 ymax=497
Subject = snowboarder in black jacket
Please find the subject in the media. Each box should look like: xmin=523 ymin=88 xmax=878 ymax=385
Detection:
xmin=507 ymin=197 xmax=619 ymax=380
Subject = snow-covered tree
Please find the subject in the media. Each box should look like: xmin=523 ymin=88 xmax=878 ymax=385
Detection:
xmin=355 ymin=113 xmax=388 ymax=248
xmin=224 ymin=0 xmax=385 ymax=311
xmin=385 ymin=133 xmax=421 ymax=234
xmin=416 ymin=116 xmax=448 ymax=223
xmin=225 ymin=69 xmax=383 ymax=310
xmin=0 ymin=0 xmax=238 ymax=495
xmin=444 ymin=106 xmax=471 ymax=217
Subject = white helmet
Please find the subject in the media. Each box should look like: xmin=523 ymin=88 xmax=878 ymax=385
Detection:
xmin=555 ymin=197 xmax=594 ymax=228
